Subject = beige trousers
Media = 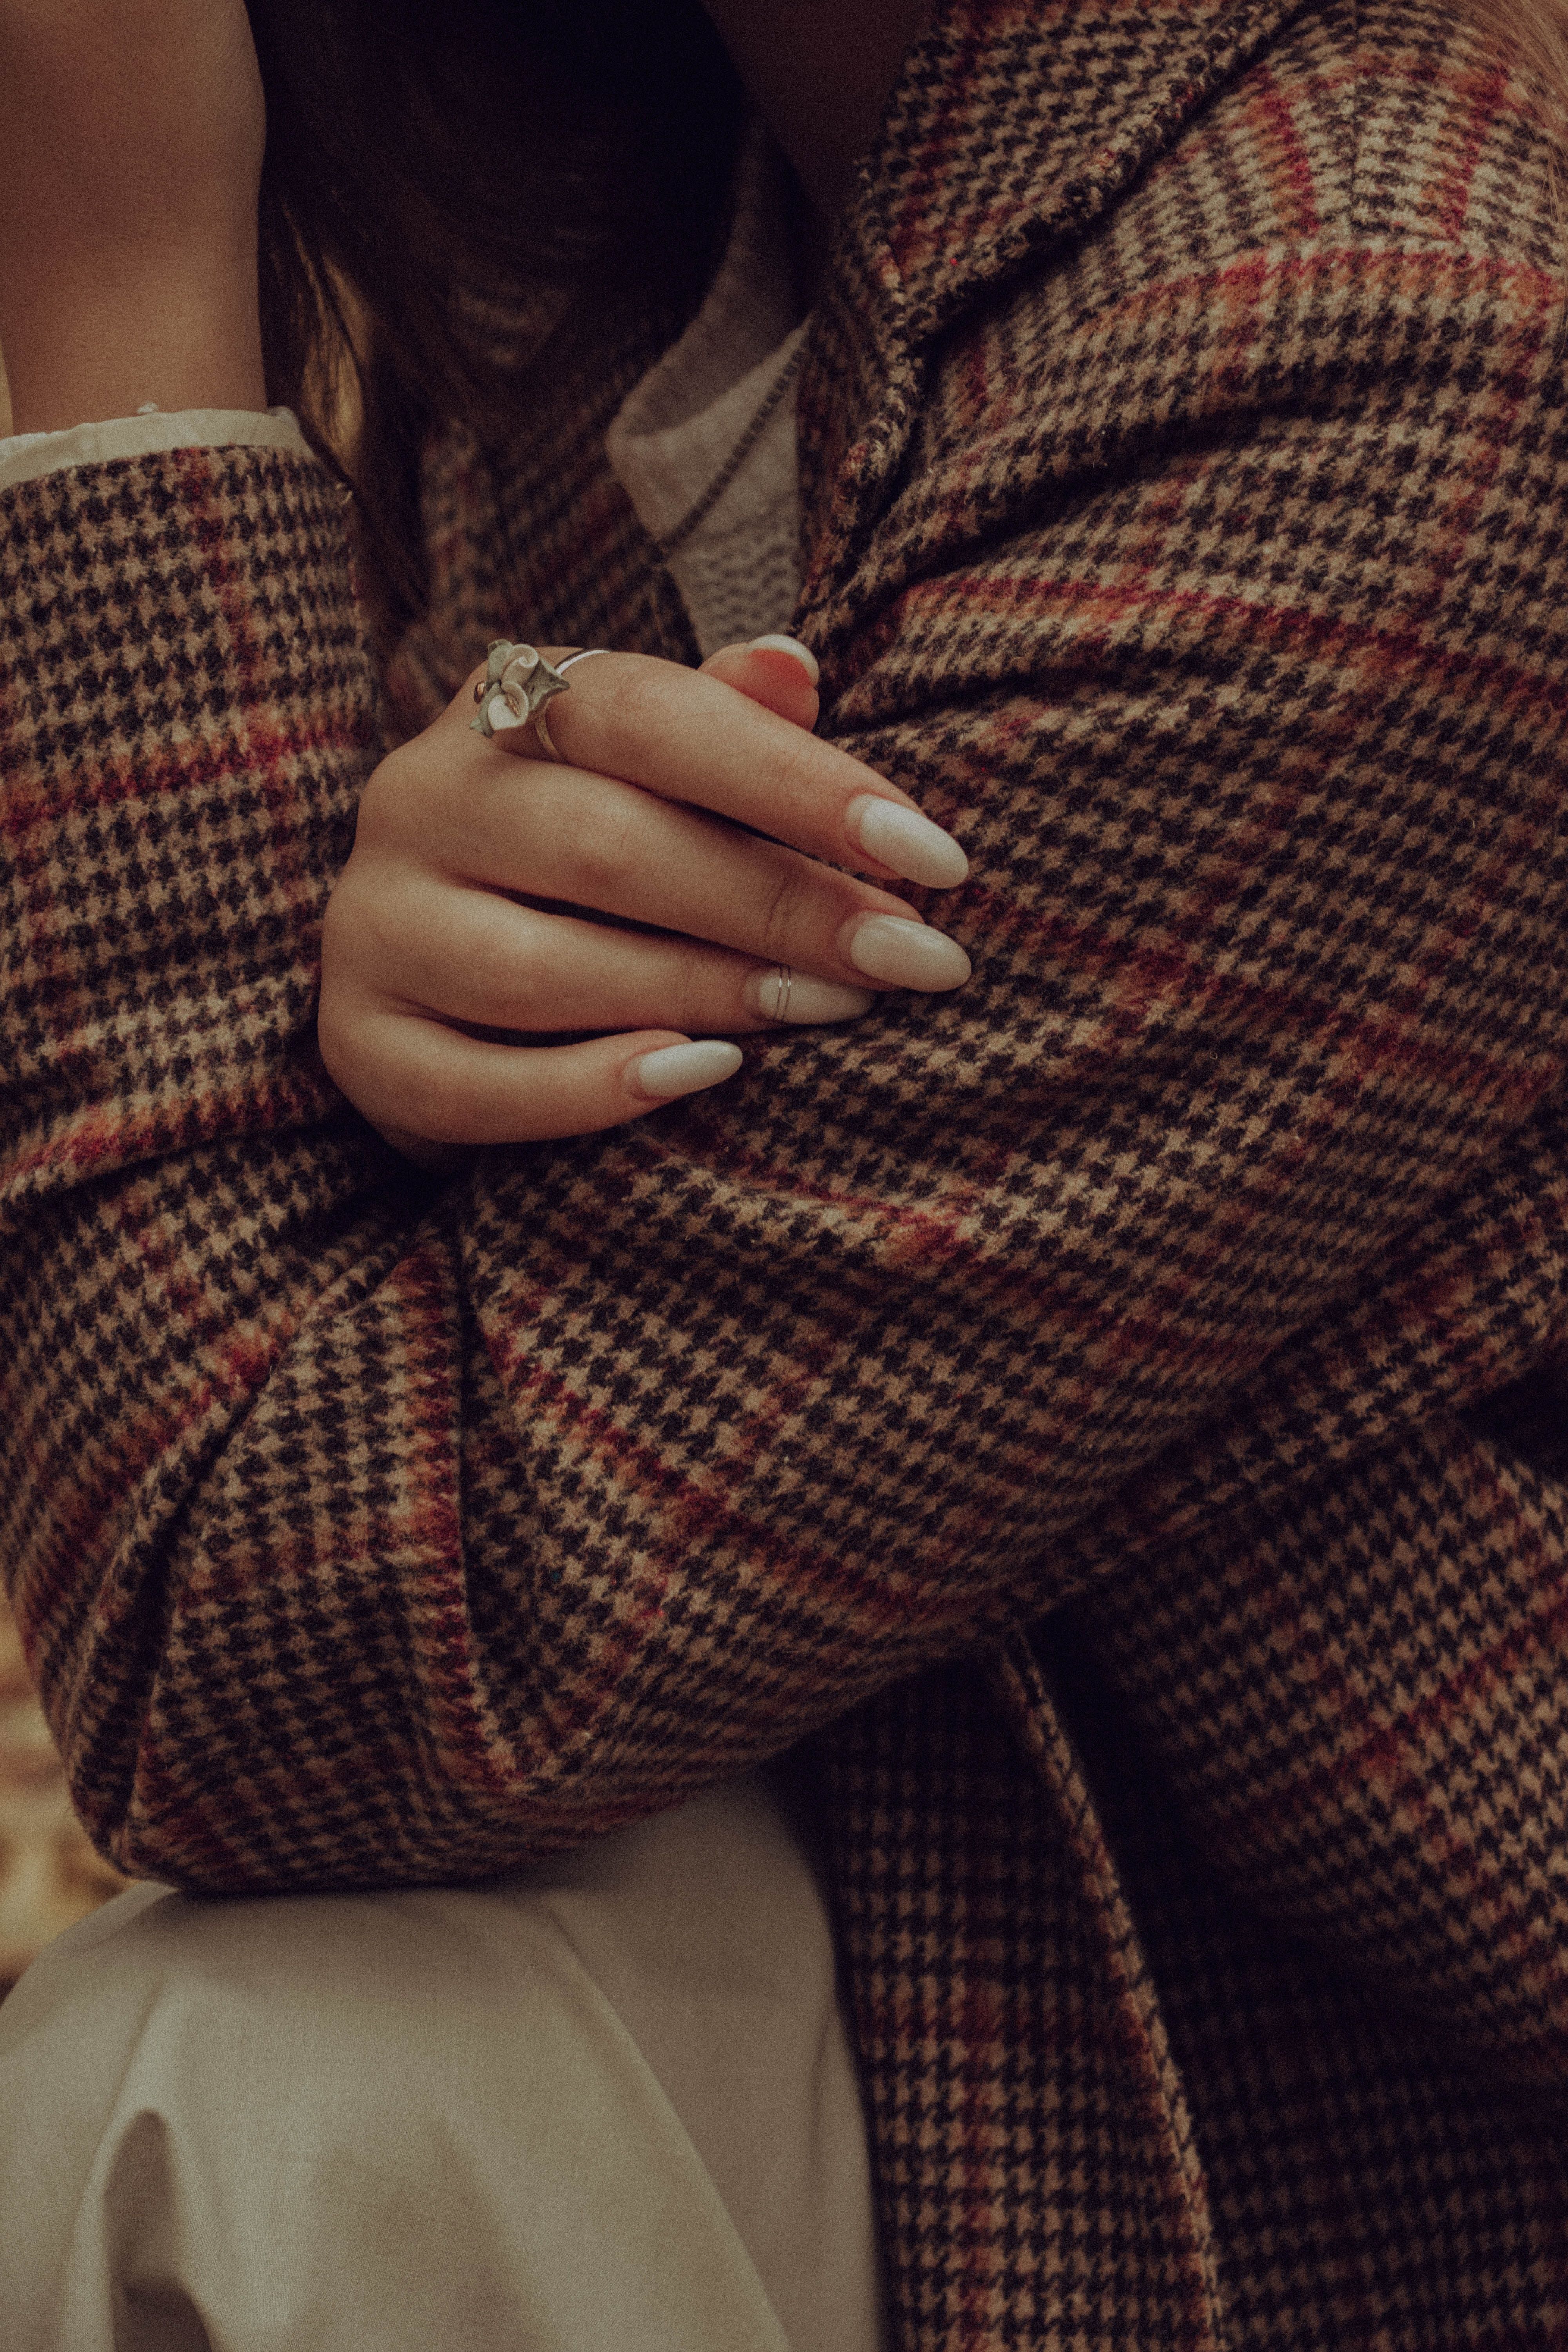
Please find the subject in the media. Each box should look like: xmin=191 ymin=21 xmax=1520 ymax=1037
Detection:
xmin=0 ymin=1774 xmax=886 ymax=2352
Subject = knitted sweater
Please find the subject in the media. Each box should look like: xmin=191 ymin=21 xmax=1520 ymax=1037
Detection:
xmin=4 ymin=0 xmax=1568 ymax=2342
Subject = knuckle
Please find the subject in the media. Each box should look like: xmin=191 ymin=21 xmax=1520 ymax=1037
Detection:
xmin=762 ymin=727 xmax=837 ymax=838
xmin=755 ymin=862 xmax=810 ymax=961
xmin=672 ymin=959 xmax=727 ymax=1038
xmin=560 ymin=790 xmax=643 ymax=903
xmin=315 ymin=989 xmax=366 ymax=1097
xmin=593 ymin=659 xmax=676 ymax=770
xmin=772 ymin=728 xmax=824 ymax=800
xmin=596 ymin=654 xmax=655 ymax=730
xmin=354 ymin=744 xmax=426 ymax=847
xmin=320 ymin=871 xmax=377 ymax=986
xmin=323 ymin=861 xmax=402 ymax=974
xmin=473 ymin=931 xmax=547 ymax=1029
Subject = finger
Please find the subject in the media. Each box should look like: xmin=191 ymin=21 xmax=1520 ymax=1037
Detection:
xmin=460 ymin=650 xmax=969 ymax=891
xmin=331 ymin=1015 xmax=744 ymax=1148
xmin=335 ymin=871 xmax=879 ymax=1037
xmin=439 ymin=765 xmax=971 ymax=997
xmin=699 ymin=637 xmax=821 ymax=730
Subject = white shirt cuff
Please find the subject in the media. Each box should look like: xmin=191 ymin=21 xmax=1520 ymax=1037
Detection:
xmin=0 ymin=406 xmax=312 ymax=492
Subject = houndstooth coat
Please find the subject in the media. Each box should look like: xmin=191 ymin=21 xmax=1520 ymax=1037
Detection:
xmin=5 ymin=0 xmax=1568 ymax=2340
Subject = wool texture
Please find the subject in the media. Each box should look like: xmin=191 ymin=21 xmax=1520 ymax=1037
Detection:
xmin=4 ymin=0 xmax=1568 ymax=2341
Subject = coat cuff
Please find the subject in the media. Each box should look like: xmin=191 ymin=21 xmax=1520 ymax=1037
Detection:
xmin=0 ymin=440 xmax=376 ymax=1192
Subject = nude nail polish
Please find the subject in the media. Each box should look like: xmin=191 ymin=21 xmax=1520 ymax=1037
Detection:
xmin=843 ymin=916 xmax=972 ymax=991
xmin=633 ymin=1041 xmax=744 ymax=1099
xmin=847 ymin=795 xmax=969 ymax=889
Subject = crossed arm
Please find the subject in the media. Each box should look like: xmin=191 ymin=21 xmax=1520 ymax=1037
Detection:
xmin=4 ymin=0 xmax=1568 ymax=2091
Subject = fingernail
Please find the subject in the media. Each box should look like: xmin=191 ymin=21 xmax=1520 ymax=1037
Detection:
xmin=843 ymin=915 xmax=971 ymax=990
xmin=742 ymin=971 xmax=876 ymax=1023
xmin=747 ymin=633 xmax=820 ymax=685
xmin=847 ymin=794 xmax=968 ymax=888
xmin=632 ymin=1040 xmax=744 ymax=1099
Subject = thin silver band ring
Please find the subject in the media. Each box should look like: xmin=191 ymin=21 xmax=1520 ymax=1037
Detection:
xmin=534 ymin=648 xmax=613 ymax=762
xmin=764 ymin=965 xmax=793 ymax=1024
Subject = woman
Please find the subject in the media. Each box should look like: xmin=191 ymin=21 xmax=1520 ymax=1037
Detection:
xmin=4 ymin=0 xmax=1568 ymax=2346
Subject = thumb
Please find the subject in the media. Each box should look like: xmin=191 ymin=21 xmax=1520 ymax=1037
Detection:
xmin=700 ymin=634 xmax=821 ymax=730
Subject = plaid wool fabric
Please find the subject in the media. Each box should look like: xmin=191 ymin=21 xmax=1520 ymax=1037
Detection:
xmin=3 ymin=0 xmax=1568 ymax=2341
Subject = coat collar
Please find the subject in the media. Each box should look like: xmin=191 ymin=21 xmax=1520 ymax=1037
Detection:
xmin=797 ymin=0 xmax=1316 ymax=622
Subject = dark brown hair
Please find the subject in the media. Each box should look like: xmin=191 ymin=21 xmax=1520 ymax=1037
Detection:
xmin=247 ymin=0 xmax=743 ymax=647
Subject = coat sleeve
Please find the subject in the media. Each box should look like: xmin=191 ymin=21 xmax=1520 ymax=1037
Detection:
xmin=2 ymin=239 xmax=1566 ymax=1936
xmin=440 ymin=223 xmax=1568 ymax=2097
xmin=439 ymin=239 xmax=1568 ymax=1861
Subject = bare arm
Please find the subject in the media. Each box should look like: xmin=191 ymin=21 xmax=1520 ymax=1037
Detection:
xmin=0 ymin=2 xmax=265 ymax=429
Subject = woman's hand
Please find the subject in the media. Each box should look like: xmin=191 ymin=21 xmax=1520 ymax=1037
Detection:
xmin=0 ymin=1 xmax=266 ymax=430
xmin=319 ymin=639 xmax=971 ymax=1163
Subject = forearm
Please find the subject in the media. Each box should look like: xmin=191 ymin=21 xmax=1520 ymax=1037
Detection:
xmin=7 ymin=237 xmax=1568 ymax=1906
xmin=0 ymin=1 xmax=267 ymax=431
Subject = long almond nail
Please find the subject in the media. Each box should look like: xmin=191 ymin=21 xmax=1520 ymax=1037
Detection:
xmin=843 ymin=916 xmax=971 ymax=990
xmin=847 ymin=796 xmax=968 ymax=888
xmin=748 ymin=633 xmax=820 ymax=684
xmin=742 ymin=971 xmax=875 ymax=1023
xmin=632 ymin=1041 xmax=744 ymax=1099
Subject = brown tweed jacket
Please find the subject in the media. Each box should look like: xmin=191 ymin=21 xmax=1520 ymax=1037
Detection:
xmin=4 ymin=0 xmax=1568 ymax=2339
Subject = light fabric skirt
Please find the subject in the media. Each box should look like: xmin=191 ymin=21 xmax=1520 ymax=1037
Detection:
xmin=0 ymin=1773 xmax=886 ymax=2352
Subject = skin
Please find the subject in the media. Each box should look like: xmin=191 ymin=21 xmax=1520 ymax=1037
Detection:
xmin=700 ymin=0 xmax=933 ymax=281
xmin=320 ymin=640 xmax=968 ymax=1158
xmin=0 ymin=2 xmax=268 ymax=430
xmin=0 ymin=0 xmax=960 ymax=1149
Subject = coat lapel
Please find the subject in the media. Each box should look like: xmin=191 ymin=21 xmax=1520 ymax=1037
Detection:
xmin=797 ymin=0 xmax=1316 ymax=610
